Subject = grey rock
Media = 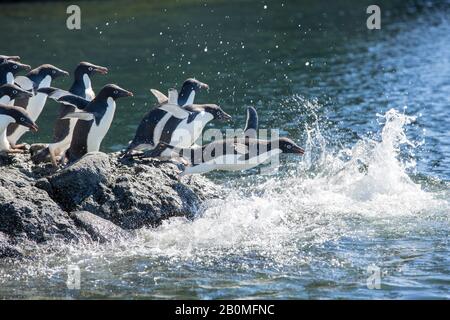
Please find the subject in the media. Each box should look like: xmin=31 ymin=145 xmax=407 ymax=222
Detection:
xmin=0 ymin=151 xmax=220 ymax=259
xmin=0 ymin=166 xmax=87 ymax=243
xmin=0 ymin=231 xmax=23 ymax=259
xmin=47 ymin=152 xmax=220 ymax=229
xmin=70 ymin=211 xmax=132 ymax=243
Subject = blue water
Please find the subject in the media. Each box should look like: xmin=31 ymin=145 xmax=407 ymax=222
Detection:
xmin=0 ymin=0 xmax=449 ymax=299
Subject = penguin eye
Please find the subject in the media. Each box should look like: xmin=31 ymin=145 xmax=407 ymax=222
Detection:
xmin=287 ymin=145 xmax=292 ymax=149
xmin=52 ymin=70 xmax=56 ymax=74
xmin=20 ymin=117 xmax=25 ymax=122
xmin=13 ymin=65 xmax=18 ymax=69
xmin=13 ymin=90 xmax=17 ymax=94
xmin=114 ymin=90 xmax=118 ymax=94
xmin=88 ymin=67 xmax=93 ymax=71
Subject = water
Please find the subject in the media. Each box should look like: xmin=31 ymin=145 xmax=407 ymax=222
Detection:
xmin=0 ymin=0 xmax=449 ymax=299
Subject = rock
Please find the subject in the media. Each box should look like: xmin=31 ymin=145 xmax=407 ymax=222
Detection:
xmin=70 ymin=211 xmax=132 ymax=243
xmin=0 ymin=167 xmax=87 ymax=243
xmin=0 ymin=151 xmax=220 ymax=259
xmin=0 ymin=232 xmax=23 ymax=259
xmin=46 ymin=152 xmax=220 ymax=229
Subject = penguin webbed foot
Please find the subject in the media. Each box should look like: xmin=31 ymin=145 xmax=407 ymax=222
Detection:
xmin=11 ymin=143 xmax=29 ymax=151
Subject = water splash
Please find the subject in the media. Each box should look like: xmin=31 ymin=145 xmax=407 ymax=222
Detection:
xmin=130 ymin=108 xmax=446 ymax=262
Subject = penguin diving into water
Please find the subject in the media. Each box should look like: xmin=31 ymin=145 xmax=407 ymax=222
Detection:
xmin=123 ymin=79 xmax=231 ymax=158
xmin=0 ymin=60 xmax=31 ymax=86
xmin=7 ymin=64 xmax=69 ymax=148
xmin=0 ymin=104 xmax=38 ymax=154
xmin=31 ymin=62 xmax=109 ymax=166
xmin=57 ymin=84 xmax=133 ymax=164
xmin=147 ymin=107 xmax=304 ymax=176
xmin=0 ymin=84 xmax=33 ymax=105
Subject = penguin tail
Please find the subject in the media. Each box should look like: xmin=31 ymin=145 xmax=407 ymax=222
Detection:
xmin=31 ymin=147 xmax=51 ymax=164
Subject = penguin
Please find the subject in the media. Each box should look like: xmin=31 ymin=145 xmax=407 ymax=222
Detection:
xmin=124 ymin=84 xmax=231 ymax=158
xmin=61 ymin=84 xmax=133 ymax=163
xmin=0 ymin=104 xmax=38 ymax=154
xmin=0 ymin=84 xmax=33 ymax=105
xmin=154 ymin=137 xmax=304 ymax=176
xmin=7 ymin=64 xmax=69 ymax=148
xmin=147 ymin=107 xmax=304 ymax=176
xmin=31 ymin=62 xmax=108 ymax=166
xmin=0 ymin=60 xmax=31 ymax=86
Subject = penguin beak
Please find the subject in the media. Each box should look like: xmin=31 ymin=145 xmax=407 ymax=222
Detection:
xmin=292 ymin=145 xmax=305 ymax=155
xmin=22 ymin=90 xmax=34 ymax=98
xmin=94 ymin=66 xmax=108 ymax=75
xmin=123 ymin=90 xmax=133 ymax=97
xmin=199 ymin=82 xmax=209 ymax=90
xmin=18 ymin=63 xmax=31 ymax=71
xmin=28 ymin=123 xmax=39 ymax=132
xmin=222 ymin=112 xmax=232 ymax=122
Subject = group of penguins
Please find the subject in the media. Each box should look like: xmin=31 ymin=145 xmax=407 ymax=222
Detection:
xmin=0 ymin=54 xmax=304 ymax=176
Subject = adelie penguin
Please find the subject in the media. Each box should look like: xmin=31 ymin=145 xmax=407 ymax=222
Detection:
xmin=7 ymin=64 xmax=69 ymax=148
xmin=0 ymin=104 xmax=38 ymax=154
xmin=57 ymin=84 xmax=133 ymax=164
xmin=32 ymin=62 xmax=108 ymax=166
xmin=0 ymin=59 xmax=31 ymax=86
xmin=123 ymin=79 xmax=231 ymax=158
xmin=0 ymin=83 xmax=33 ymax=105
xmin=148 ymin=107 xmax=304 ymax=176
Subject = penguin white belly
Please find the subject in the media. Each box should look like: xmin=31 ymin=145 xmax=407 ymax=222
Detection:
xmin=184 ymin=149 xmax=282 ymax=174
xmin=6 ymin=72 xmax=14 ymax=84
xmin=169 ymin=112 xmax=214 ymax=148
xmin=0 ymin=116 xmax=14 ymax=151
xmin=83 ymin=74 xmax=95 ymax=101
xmin=86 ymin=98 xmax=116 ymax=152
xmin=0 ymin=96 xmax=10 ymax=104
xmin=0 ymin=130 xmax=11 ymax=151
xmin=7 ymin=76 xmax=52 ymax=145
xmin=49 ymin=118 xmax=78 ymax=155
xmin=148 ymin=112 xmax=172 ymax=148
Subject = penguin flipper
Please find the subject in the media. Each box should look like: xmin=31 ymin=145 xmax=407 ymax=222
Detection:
xmin=244 ymin=106 xmax=258 ymax=139
xmin=57 ymin=95 xmax=90 ymax=110
xmin=37 ymin=87 xmax=71 ymax=100
xmin=62 ymin=111 xmax=95 ymax=121
xmin=14 ymin=76 xmax=34 ymax=91
xmin=150 ymin=89 xmax=168 ymax=104
xmin=159 ymin=103 xmax=190 ymax=119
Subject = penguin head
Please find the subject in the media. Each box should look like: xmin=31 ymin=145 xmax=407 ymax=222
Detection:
xmin=28 ymin=64 xmax=69 ymax=81
xmin=0 ymin=55 xmax=21 ymax=63
xmin=97 ymin=84 xmax=133 ymax=100
xmin=0 ymin=84 xmax=33 ymax=100
xmin=0 ymin=60 xmax=31 ymax=75
xmin=0 ymin=105 xmax=38 ymax=132
xmin=75 ymin=61 xmax=108 ymax=78
xmin=178 ymin=78 xmax=209 ymax=106
xmin=276 ymin=137 xmax=304 ymax=155
xmin=202 ymin=104 xmax=232 ymax=122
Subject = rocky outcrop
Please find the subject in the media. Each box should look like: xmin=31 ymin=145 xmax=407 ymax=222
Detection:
xmin=0 ymin=151 xmax=220 ymax=259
